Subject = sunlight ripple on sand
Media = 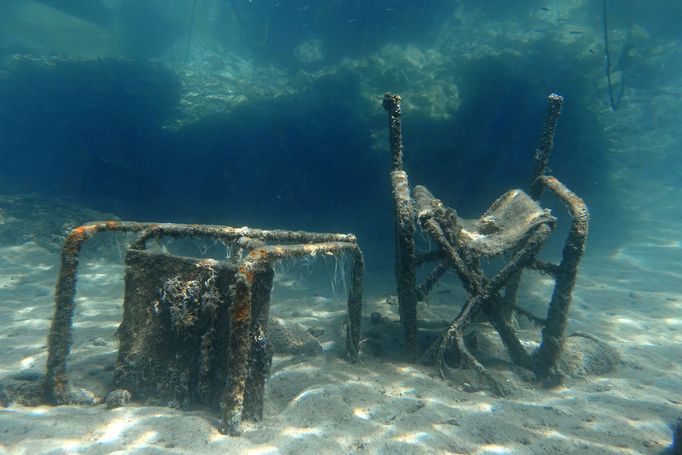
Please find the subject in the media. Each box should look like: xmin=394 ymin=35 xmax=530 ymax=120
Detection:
xmin=16 ymin=306 xmax=37 ymax=314
xmin=394 ymin=431 xmax=430 ymax=443
xmin=613 ymin=316 xmax=644 ymax=327
xmin=352 ymin=407 xmax=371 ymax=419
xmin=9 ymin=318 xmax=46 ymax=328
xmin=282 ymin=426 xmax=322 ymax=437
xmin=131 ymin=430 xmax=159 ymax=447
xmin=96 ymin=416 xmax=134 ymax=443
xmin=291 ymin=388 xmax=325 ymax=404
xmin=56 ymin=439 xmax=84 ymax=451
xmin=474 ymin=444 xmax=513 ymax=454
xmin=19 ymin=355 xmax=38 ymax=369
xmin=244 ymin=446 xmax=279 ymax=455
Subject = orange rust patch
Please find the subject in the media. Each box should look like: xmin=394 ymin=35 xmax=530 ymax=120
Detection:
xmin=234 ymin=304 xmax=250 ymax=322
xmin=248 ymin=248 xmax=269 ymax=259
xmin=71 ymin=226 xmax=88 ymax=236
xmin=232 ymin=299 xmax=251 ymax=322
xmin=105 ymin=221 xmax=121 ymax=229
xmin=238 ymin=266 xmax=255 ymax=284
xmin=66 ymin=228 xmax=88 ymax=246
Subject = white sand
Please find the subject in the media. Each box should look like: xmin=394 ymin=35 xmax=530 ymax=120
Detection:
xmin=0 ymin=208 xmax=680 ymax=455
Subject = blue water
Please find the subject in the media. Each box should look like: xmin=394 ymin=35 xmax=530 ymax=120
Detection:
xmin=3 ymin=0 xmax=679 ymax=269
xmin=1 ymin=1 xmax=681 ymax=451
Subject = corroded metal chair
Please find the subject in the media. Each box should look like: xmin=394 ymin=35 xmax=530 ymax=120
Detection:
xmin=384 ymin=93 xmax=588 ymax=390
xmin=43 ymin=222 xmax=364 ymax=435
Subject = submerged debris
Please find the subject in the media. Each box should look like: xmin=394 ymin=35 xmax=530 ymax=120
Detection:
xmin=42 ymin=221 xmax=364 ymax=436
xmin=384 ymin=92 xmax=592 ymax=391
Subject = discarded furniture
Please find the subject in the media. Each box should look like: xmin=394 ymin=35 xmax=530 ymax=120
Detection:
xmin=383 ymin=93 xmax=588 ymax=390
xmin=43 ymin=222 xmax=364 ymax=435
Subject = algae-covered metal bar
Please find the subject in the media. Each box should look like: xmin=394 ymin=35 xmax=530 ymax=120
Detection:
xmin=384 ymin=92 xmax=419 ymax=359
xmin=129 ymin=223 xmax=356 ymax=250
xmin=221 ymin=240 xmax=364 ymax=435
xmin=45 ymin=221 xmax=154 ymax=404
xmin=533 ymin=175 xmax=589 ymax=384
xmin=530 ymin=93 xmax=564 ymax=200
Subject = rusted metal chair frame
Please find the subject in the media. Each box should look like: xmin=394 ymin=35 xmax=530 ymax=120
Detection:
xmin=43 ymin=221 xmax=364 ymax=435
xmin=384 ymin=93 xmax=588 ymax=389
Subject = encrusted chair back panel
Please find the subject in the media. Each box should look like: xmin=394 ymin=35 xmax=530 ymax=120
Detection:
xmin=116 ymin=249 xmax=238 ymax=409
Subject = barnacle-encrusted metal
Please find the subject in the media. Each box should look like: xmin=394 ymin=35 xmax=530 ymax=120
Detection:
xmin=44 ymin=222 xmax=364 ymax=435
xmin=384 ymin=92 xmax=588 ymax=391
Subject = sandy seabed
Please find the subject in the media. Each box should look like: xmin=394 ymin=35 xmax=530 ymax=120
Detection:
xmin=0 ymin=205 xmax=680 ymax=455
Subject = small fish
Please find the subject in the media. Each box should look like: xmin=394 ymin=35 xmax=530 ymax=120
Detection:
xmin=540 ymin=7 xmax=549 ymax=11
xmin=569 ymin=30 xmax=584 ymax=35
xmin=347 ymin=17 xmax=358 ymax=23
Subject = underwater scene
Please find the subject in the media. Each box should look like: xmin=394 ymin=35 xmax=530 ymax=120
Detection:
xmin=0 ymin=0 xmax=681 ymax=453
